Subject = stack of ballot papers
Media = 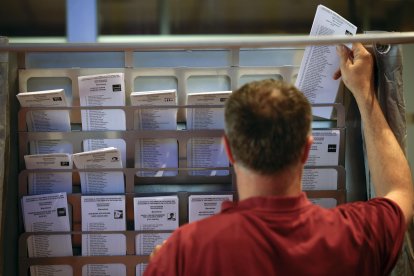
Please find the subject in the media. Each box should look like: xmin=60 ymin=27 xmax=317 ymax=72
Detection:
xmin=134 ymin=195 xmax=179 ymax=272
xmin=78 ymin=73 xmax=127 ymax=167
xmin=72 ymin=147 xmax=124 ymax=194
xmin=24 ymin=153 xmax=73 ymax=195
xmin=130 ymin=89 xmax=178 ymax=177
xmin=81 ymin=195 xmax=126 ymax=276
xmin=186 ymin=91 xmax=231 ymax=176
xmin=21 ymin=192 xmax=72 ymax=276
xmin=136 ymin=264 xmax=148 ymax=276
xmin=82 ymin=264 xmax=126 ymax=276
xmin=16 ymin=89 xmax=73 ymax=155
xmin=295 ymin=5 xmax=357 ymax=119
xmin=302 ymin=168 xmax=338 ymax=191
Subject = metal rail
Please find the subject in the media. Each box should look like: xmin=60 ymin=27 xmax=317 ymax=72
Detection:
xmin=1 ymin=33 xmax=414 ymax=52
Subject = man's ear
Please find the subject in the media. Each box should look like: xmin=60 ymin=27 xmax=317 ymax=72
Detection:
xmin=300 ymin=135 xmax=313 ymax=164
xmin=223 ymin=135 xmax=235 ymax=164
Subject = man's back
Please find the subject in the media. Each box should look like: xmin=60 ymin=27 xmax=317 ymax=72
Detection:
xmin=145 ymin=193 xmax=405 ymax=276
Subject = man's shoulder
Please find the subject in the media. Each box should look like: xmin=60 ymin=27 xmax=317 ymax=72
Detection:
xmin=329 ymin=197 xmax=405 ymax=227
xmin=335 ymin=197 xmax=402 ymax=212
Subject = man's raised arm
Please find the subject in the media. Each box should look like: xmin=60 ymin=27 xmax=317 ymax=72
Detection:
xmin=335 ymin=42 xmax=413 ymax=225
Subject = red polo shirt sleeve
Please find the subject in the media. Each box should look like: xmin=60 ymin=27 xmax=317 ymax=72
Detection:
xmin=334 ymin=197 xmax=406 ymax=275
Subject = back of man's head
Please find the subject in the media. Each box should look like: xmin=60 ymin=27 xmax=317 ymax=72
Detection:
xmin=225 ymin=79 xmax=312 ymax=175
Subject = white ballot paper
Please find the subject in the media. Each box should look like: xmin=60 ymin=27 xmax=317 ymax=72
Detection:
xmin=24 ymin=153 xmax=73 ymax=195
xmin=17 ymin=89 xmax=72 ymax=154
xmin=134 ymin=196 xmax=179 ymax=230
xmin=188 ymin=194 xmax=233 ymax=223
xmin=29 ymin=140 xmax=73 ymax=155
xmin=78 ymin=73 xmax=126 ymax=131
xmin=81 ymin=195 xmax=126 ymax=276
xmin=306 ymin=130 xmax=340 ymax=166
xmin=134 ymin=196 xmax=178 ymax=263
xmin=310 ymin=198 xmax=337 ymax=208
xmin=21 ymin=192 xmax=72 ymax=276
xmin=72 ymin=147 xmax=124 ymax=194
xmin=82 ymin=264 xmax=126 ymax=276
xmin=131 ymin=90 xmax=178 ymax=177
xmin=83 ymin=138 xmax=127 ymax=169
xmin=186 ymin=91 xmax=231 ymax=176
xmin=136 ymin=264 xmax=148 ymax=276
xmin=78 ymin=73 xmax=127 ymax=165
xmin=135 ymin=232 xmax=171 ymax=256
xmin=30 ymin=265 xmax=72 ymax=276
xmin=17 ymin=89 xmax=71 ymax=132
xmin=295 ymin=5 xmax=357 ymax=118
xmin=302 ymin=168 xmax=338 ymax=190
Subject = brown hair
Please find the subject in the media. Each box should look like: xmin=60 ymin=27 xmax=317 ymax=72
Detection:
xmin=224 ymin=79 xmax=312 ymax=174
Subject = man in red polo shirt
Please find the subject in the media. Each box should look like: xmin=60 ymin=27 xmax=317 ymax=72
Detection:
xmin=144 ymin=43 xmax=413 ymax=275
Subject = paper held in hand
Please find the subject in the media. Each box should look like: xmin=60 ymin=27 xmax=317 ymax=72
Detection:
xmin=295 ymin=5 xmax=357 ymax=119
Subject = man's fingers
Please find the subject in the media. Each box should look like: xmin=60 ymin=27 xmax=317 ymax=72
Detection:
xmin=333 ymin=69 xmax=342 ymax=80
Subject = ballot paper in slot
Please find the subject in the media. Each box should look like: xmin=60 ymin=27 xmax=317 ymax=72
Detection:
xmin=130 ymin=90 xmax=178 ymax=177
xmin=17 ymin=89 xmax=71 ymax=132
xmin=82 ymin=264 xmax=126 ymax=276
xmin=134 ymin=196 xmax=178 ymax=262
xmin=83 ymin=138 xmax=127 ymax=169
xmin=186 ymin=91 xmax=231 ymax=176
xmin=295 ymin=5 xmax=357 ymax=119
xmin=17 ymin=89 xmax=72 ymax=155
xmin=135 ymin=232 xmax=171 ymax=256
xmin=24 ymin=153 xmax=73 ymax=195
xmin=310 ymin=198 xmax=337 ymax=208
xmin=134 ymin=232 xmax=170 ymax=276
xmin=72 ymin=147 xmax=124 ymax=194
xmin=302 ymin=168 xmax=338 ymax=190
xmin=136 ymin=264 xmax=148 ymax=276
xmin=78 ymin=73 xmax=126 ymax=131
xmin=134 ymin=196 xmax=179 ymax=230
xmin=81 ymin=195 xmax=126 ymax=275
xmin=188 ymin=194 xmax=234 ymax=223
xmin=30 ymin=265 xmax=72 ymax=276
xmin=306 ymin=130 xmax=341 ymax=166
xmin=29 ymin=140 xmax=73 ymax=155
xmin=21 ymin=192 xmax=72 ymax=276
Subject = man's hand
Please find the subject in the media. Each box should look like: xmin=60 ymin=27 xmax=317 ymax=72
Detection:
xmin=334 ymin=43 xmax=375 ymax=102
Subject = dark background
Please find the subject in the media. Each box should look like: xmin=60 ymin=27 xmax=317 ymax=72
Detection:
xmin=1 ymin=0 xmax=413 ymax=37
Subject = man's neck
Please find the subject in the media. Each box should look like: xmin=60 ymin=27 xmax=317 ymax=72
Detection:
xmin=235 ymin=163 xmax=303 ymax=201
